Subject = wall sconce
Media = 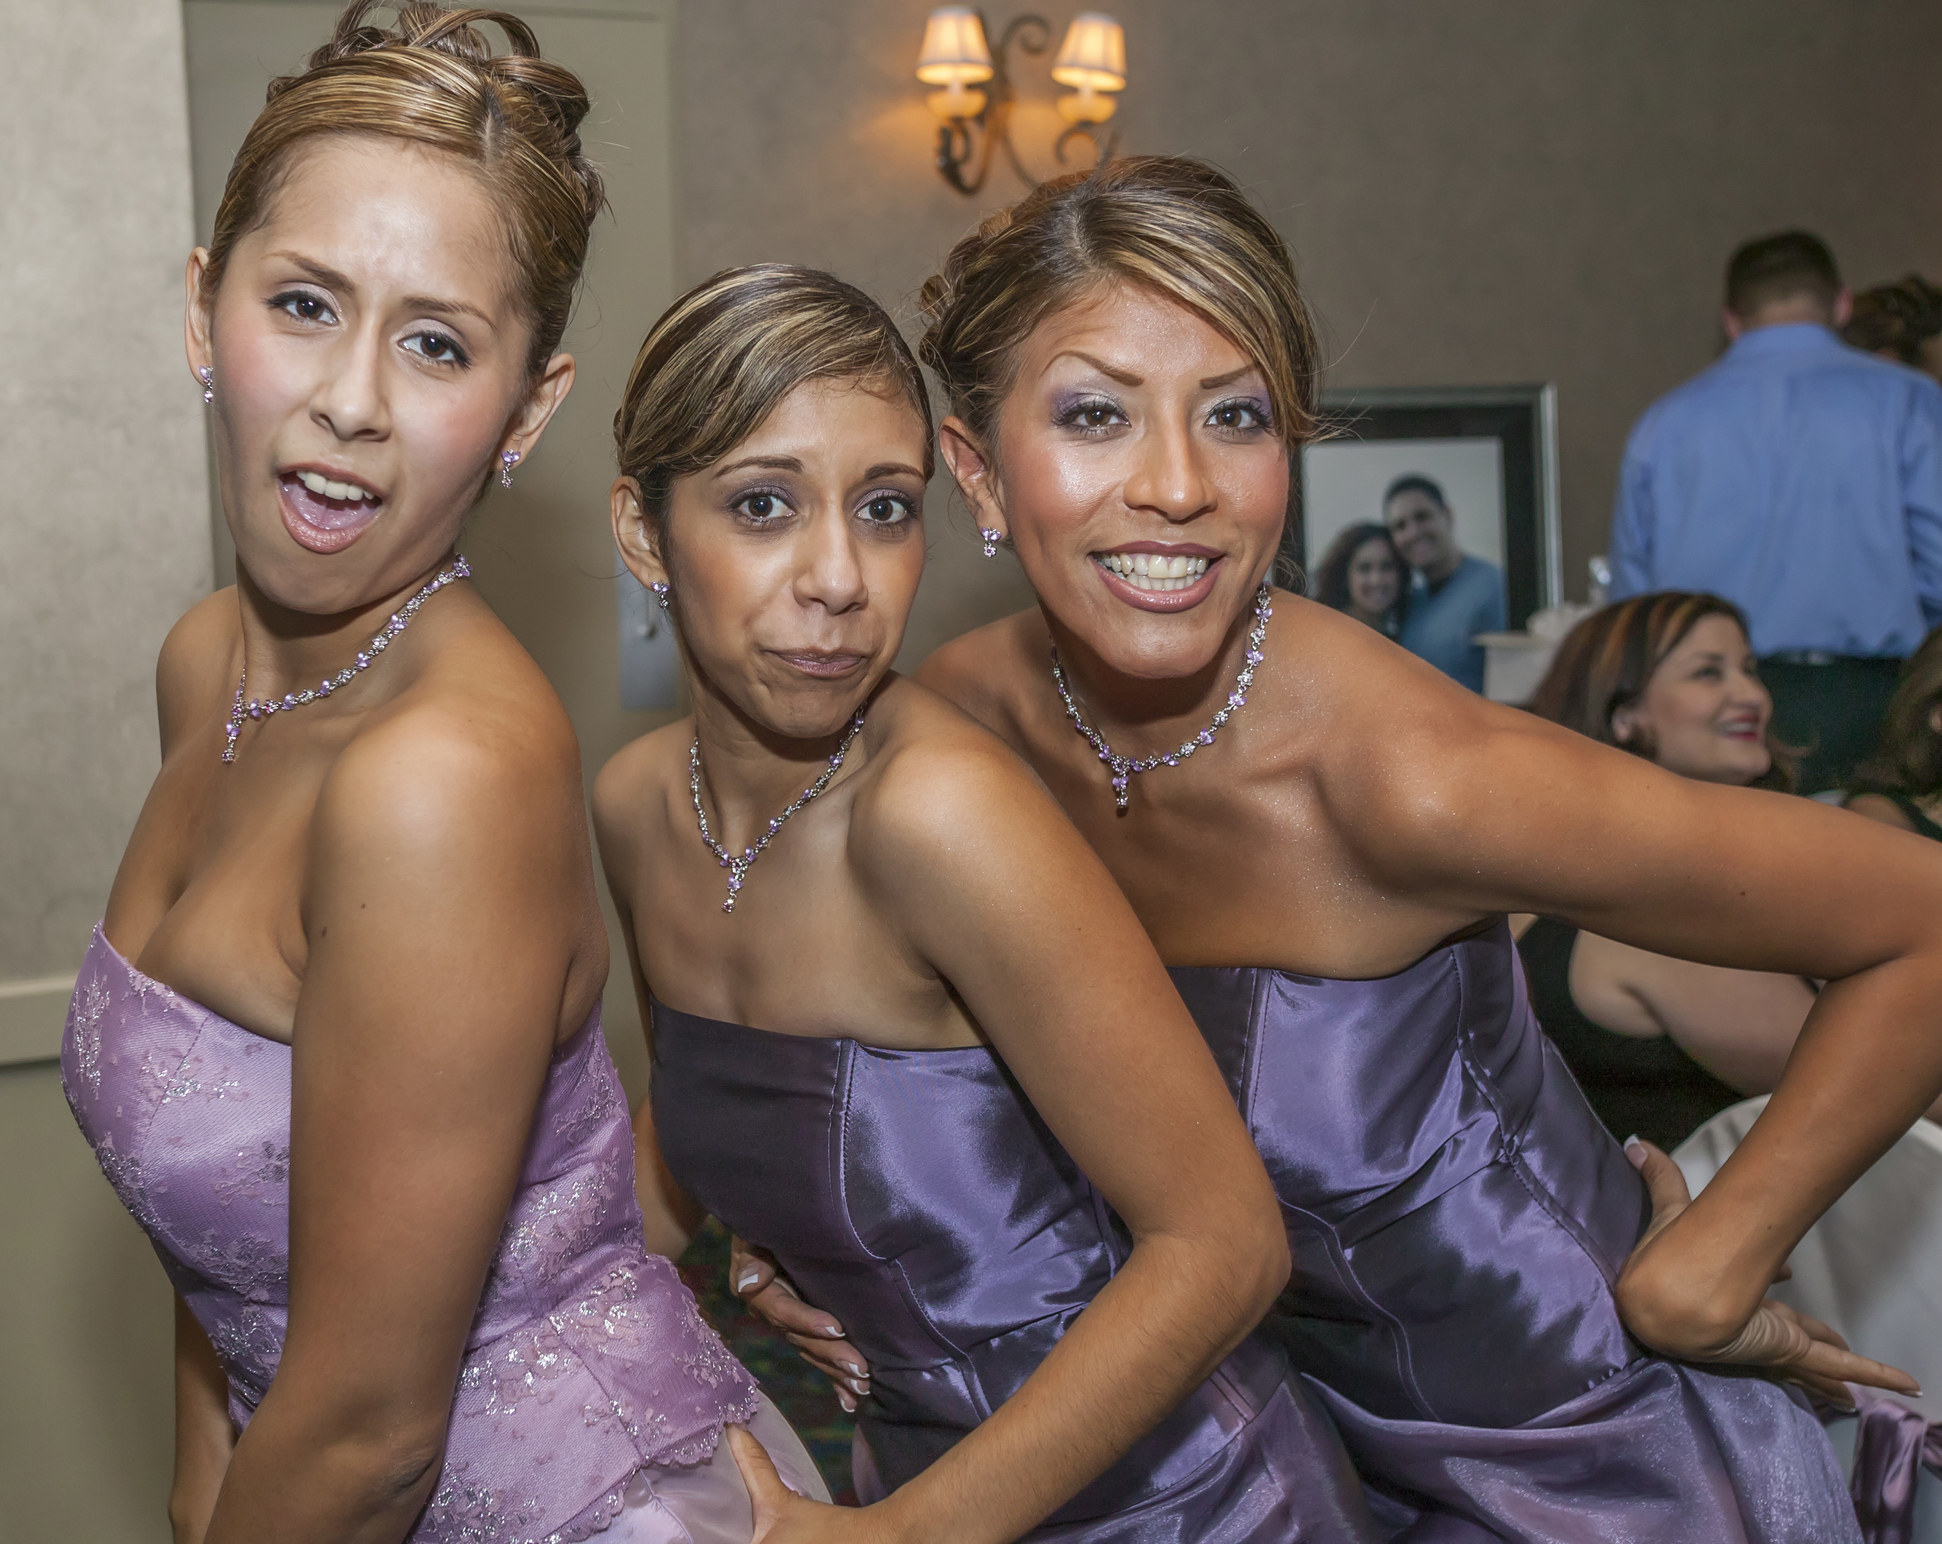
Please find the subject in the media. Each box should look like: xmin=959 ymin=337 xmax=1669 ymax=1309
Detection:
xmin=917 ymin=8 xmax=1126 ymax=196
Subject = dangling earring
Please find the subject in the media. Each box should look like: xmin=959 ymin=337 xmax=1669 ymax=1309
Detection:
xmin=500 ymin=450 xmax=521 ymax=489
xmin=650 ymin=581 xmax=671 ymax=611
xmin=979 ymin=527 xmax=1003 ymax=558
xmin=198 ymin=367 xmax=214 ymax=406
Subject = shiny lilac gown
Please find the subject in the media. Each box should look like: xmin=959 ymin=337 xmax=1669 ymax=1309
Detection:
xmin=1170 ymin=921 xmax=1861 ymax=1543
xmin=62 ymin=926 xmax=824 ymax=1543
xmin=649 ymin=999 xmax=1384 ymax=1541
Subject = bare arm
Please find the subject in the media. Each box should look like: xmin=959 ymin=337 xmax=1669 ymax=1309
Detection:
xmin=813 ymin=728 xmax=1286 ymax=1544
xmin=1348 ymin=686 xmax=1942 ymax=1381
xmin=1568 ymin=933 xmax=1813 ymax=1094
xmin=169 ymin=1297 xmax=233 ymax=1544
xmin=200 ymin=716 xmax=591 ymax=1544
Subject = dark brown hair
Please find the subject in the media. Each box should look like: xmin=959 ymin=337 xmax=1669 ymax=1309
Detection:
xmin=203 ymin=1 xmax=604 ymax=374
xmin=1844 ymin=275 xmax=1942 ymax=367
xmin=1725 ymin=230 xmax=1841 ymax=320
xmin=613 ymin=265 xmax=934 ymax=552
xmin=1528 ymin=592 xmax=1796 ymax=792
xmin=1854 ymin=626 xmax=1942 ymax=798
xmin=918 ymin=155 xmax=1322 ymax=472
xmin=1311 ymin=522 xmax=1405 ymax=621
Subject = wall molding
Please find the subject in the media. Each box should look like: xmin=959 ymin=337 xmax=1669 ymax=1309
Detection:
xmin=0 ymin=974 xmax=74 ymax=1068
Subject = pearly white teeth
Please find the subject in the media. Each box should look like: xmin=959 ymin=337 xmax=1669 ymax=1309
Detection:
xmin=1095 ymin=553 xmax=1213 ymax=591
xmin=296 ymin=469 xmax=373 ymax=502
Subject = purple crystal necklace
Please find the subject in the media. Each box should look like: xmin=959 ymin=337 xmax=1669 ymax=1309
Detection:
xmin=1050 ymin=581 xmax=1272 ymax=812
xmin=221 ymin=555 xmax=471 ymax=764
xmin=690 ymin=707 xmax=867 ymax=912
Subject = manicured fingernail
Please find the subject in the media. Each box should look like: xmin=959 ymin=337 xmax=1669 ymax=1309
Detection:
xmin=1622 ymin=1135 xmax=1646 ymax=1168
xmin=847 ymin=1376 xmax=869 ymax=1395
xmin=820 ymin=1322 xmax=845 ymax=1337
xmin=735 ymin=1269 xmax=760 ymax=1293
xmin=841 ymin=1359 xmax=865 ymax=1375
xmin=838 ymin=1388 xmax=855 ymax=1412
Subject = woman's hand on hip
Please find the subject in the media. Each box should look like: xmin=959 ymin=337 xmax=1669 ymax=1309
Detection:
xmin=1616 ymin=1138 xmax=1919 ymax=1407
xmin=730 ymin=1237 xmax=872 ymax=1411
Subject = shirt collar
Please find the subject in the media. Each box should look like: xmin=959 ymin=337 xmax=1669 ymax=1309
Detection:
xmin=1726 ymin=321 xmax=1843 ymax=357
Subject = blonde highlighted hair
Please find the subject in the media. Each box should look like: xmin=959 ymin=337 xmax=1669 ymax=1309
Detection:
xmin=203 ymin=1 xmax=604 ymax=374
xmin=613 ymin=265 xmax=933 ymax=550
xmin=918 ymin=156 xmax=1322 ymax=457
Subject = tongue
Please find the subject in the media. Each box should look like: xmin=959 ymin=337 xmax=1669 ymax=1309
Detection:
xmin=285 ymin=476 xmax=380 ymax=532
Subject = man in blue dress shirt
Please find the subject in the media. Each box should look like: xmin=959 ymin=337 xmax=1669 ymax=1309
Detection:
xmin=1610 ymin=230 xmax=1942 ymax=790
xmin=1388 ymin=474 xmax=1506 ymax=693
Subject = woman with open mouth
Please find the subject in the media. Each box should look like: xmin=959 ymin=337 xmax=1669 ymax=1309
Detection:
xmin=60 ymin=5 xmax=813 ymax=1540
xmin=737 ymin=157 xmax=1942 ymax=1542
xmin=596 ymin=263 xmax=1382 ymax=1542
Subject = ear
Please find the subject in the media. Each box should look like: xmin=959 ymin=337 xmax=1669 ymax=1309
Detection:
xmin=938 ymin=414 xmax=1005 ymax=541
xmin=500 ymin=351 xmax=577 ymax=467
xmin=611 ymin=475 xmax=668 ymax=592
xmin=185 ymin=248 xmax=215 ymax=386
xmin=1722 ymin=306 xmax=1745 ymax=342
xmin=1833 ymin=287 xmax=1854 ymax=328
xmin=1611 ymin=705 xmax=1640 ymax=747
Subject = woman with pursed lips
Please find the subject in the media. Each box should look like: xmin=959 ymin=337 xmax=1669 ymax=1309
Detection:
xmin=736 ymin=157 xmax=1942 ymax=1543
xmin=1312 ymin=521 xmax=1406 ymax=637
xmin=596 ymin=265 xmax=1381 ymax=1544
xmin=60 ymin=8 xmax=808 ymax=1541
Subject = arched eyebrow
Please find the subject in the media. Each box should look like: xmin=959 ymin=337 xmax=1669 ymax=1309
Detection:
xmin=264 ymin=251 xmax=493 ymax=325
xmin=713 ymin=455 xmax=804 ymax=477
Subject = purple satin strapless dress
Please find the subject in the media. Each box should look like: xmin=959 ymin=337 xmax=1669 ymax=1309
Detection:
xmin=649 ymin=1001 xmax=1384 ymax=1541
xmin=61 ymin=926 xmax=808 ymax=1544
xmin=1171 ymin=922 xmax=1861 ymax=1543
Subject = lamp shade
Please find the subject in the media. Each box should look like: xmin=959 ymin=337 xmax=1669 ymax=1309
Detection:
xmin=917 ymin=7 xmax=994 ymax=85
xmin=1051 ymin=12 xmax=1126 ymax=92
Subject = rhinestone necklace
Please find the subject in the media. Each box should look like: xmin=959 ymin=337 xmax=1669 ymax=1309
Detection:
xmin=690 ymin=707 xmax=868 ymax=912
xmin=221 ymin=555 xmax=471 ymax=765
xmin=1050 ymin=581 xmax=1273 ymax=812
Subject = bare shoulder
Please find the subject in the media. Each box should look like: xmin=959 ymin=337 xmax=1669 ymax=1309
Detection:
xmin=313 ymin=638 xmax=582 ymax=875
xmin=156 ymin=587 xmax=241 ymax=748
xmin=592 ymin=720 xmax=692 ymax=860
xmin=851 ymin=676 xmax=1065 ymax=875
xmin=915 ymin=607 xmax=1045 ymax=734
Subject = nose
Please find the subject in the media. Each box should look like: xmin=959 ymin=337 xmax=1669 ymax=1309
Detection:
xmin=791 ymin=506 xmax=869 ymax=616
xmin=1122 ymin=414 xmax=1216 ymax=524
xmin=309 ymin=325 xmax=391 ymax=442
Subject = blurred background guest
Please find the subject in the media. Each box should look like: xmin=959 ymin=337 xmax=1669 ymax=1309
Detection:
xmin=1312 ymin=519 xmax=1407 ymax=637
xmin=1518 ymin=593 xmax=1810 ymax=1149
xmin=1843 ymin=625 xmax=1942 ymax=842
xmin=1609 ymin=230 xmax=1942 ymax=792
xmin=1843 ymin=274 xmax=1942 ymax=383
xmin=1385 ymin=473 xmax=1505 ymax=690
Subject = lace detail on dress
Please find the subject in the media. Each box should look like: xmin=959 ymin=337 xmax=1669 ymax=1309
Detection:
xmin=214 ymin=1140 xmax=290 ymax=1208
xmin=487 ymin=1161 xmax=621 ymax=1297
xmin=71 ymin=974 xmax=110 ymax=1094
xmin=197 ymin=1229 xmax=289 ymax=1303
xmin=420 ymin=1460 xmax=543 ymax=1544
xmin=208 ymin=1304 xmax=281 ymax=1404
xmin=552 ymin=1064 xmax=623 ymax=1149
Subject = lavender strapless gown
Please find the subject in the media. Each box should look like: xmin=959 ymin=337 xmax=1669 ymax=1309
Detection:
xmin=649 ymin=1001 xmax=1384 ymax=1541
xmin=1171 ymin=921 xmax=1861 ymax=1543
xmin=62 ymin=926 xmax=824 ymax=1544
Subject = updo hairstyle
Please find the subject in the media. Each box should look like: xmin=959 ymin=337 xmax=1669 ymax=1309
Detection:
xmin=613 ymin=265 xmax=934 ymax=557
xmin=918 ymin=156 xmax=1322 ymax=470
xmin=203 ymin=1 xmax=605 ymax=375
xmin=1528 ymin=592 xmax=1796 ymax=792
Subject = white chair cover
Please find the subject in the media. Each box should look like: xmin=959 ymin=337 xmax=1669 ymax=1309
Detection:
xmin=1675 ymin=1098 xmax=1942 ymax=1544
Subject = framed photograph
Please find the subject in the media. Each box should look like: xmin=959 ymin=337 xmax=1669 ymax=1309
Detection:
xmin=1292 ymin=384 xmax=1562 ymax=631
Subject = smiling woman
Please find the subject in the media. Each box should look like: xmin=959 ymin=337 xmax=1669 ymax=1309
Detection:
xmin=595 ymin=265 xmax=1379 ymax=1541
xmin=62 ymin=5 xmax=800 ymax=1544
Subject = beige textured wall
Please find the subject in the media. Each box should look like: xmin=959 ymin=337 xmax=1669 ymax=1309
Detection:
xmin=674 ymin=0 xmax=1942 ymax=612
xmin=0 ymin=0 xmax=210 ymax=1538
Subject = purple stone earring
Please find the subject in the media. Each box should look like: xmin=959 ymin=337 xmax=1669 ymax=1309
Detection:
xmin=198 ymin=367 xmax=214 ymax=406
xmin=979 ymin=527 xmax=1003 ymax=558
xmin=500 ymin=449 xmax=521 ymax=489
xmin=650 ymin=581 xmax=670 ymax=610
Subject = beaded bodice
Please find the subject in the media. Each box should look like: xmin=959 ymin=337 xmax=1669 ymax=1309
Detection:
xmin=62 ymin=926 xmax=756 ymax=1544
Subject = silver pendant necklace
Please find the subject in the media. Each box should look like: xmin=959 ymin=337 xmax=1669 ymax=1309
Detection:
xmin=1050 ymin=581 xmax=1273 ymax=812
xmin=222 ymin=555 xmax=471 ymax=764
xmin=690 ymin=708 xmax=867 ymax=912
